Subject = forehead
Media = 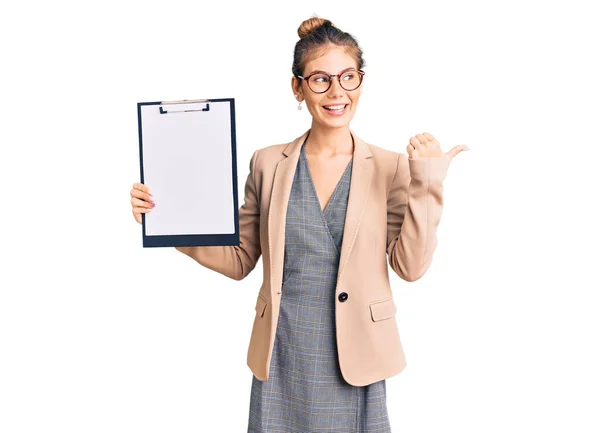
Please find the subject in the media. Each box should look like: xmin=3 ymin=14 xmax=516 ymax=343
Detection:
xmin=304 ymin=46 xmax=358 ymax=74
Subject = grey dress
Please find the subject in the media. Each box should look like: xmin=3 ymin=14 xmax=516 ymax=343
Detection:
xmin=247 ymin=139 xmax=392 ymax=433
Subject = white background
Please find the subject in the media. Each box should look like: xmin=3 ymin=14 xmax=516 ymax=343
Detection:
xmin=2 ymin=0 xmax=599 ymax=432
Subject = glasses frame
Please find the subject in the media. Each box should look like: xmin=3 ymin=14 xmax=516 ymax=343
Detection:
xmin=296 ymin=68 xmax=366 ymax=94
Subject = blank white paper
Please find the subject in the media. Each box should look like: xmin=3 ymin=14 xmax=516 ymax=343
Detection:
xmin=140 ymin=100 xmax=235 ymax=236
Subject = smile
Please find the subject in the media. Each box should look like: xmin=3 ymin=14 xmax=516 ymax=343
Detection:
xmin=322 ymin=104 xmax=348 ymax=115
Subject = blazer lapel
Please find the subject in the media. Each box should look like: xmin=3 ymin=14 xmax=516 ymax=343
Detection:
xmin=267 ymin=130 xmax=307 ymax=295
xmin=336 ymin=131 xmax=373 ymax=282
xmin=267 ymin=129 xmax=373 ymax=295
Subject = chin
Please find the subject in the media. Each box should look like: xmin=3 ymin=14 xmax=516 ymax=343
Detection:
xmin=320 ymin=120 xmax=351 ymax=130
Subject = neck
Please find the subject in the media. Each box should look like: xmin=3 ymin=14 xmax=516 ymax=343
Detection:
xmin=304 ymin=123 xmax=354 ymax=157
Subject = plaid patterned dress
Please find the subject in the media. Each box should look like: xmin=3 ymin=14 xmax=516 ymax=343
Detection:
xmin=247 ymin=140 xmax=391 ymax=432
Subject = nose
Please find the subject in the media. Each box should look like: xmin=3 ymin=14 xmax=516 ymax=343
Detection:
xmin=327 ymin=76 xmax=345 ymax=97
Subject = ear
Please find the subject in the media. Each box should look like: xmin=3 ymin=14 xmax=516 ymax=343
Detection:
xmin=291 ymin=76 xmax=303 ymax=100
xmin=292 ymin=76 xmax=302 ymax=99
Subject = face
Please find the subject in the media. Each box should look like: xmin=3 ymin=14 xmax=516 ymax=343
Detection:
xmin=292 ymin=46 xmax=363 ymax=130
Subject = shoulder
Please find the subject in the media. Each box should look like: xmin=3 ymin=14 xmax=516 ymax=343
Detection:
xmin=361 ymin=140 xmax=412 ymax=198
xmin=255 ymin=142 xmax=288 ymax=160
xmin=364 ymin=141 xmax=408 ymax=178
xmin=249 ymin=142 xmax=287 ymax=170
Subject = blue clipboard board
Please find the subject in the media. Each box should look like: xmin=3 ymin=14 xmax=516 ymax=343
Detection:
xmin=137 ymin=98 xmax=239 ymax=248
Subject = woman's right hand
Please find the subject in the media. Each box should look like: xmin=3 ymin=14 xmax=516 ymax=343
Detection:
xmin=130 ymin=182 xmax=155 ymax=224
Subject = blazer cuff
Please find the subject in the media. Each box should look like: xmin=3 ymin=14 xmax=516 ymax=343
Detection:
xmin=408 ymin=156 xmax=450 ymax=183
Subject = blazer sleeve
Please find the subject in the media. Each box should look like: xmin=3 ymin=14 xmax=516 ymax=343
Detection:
xmin=175 ymin=149 xmax=262 ymax=281
xmin=386 ymin=153 xmax=450 ymax=282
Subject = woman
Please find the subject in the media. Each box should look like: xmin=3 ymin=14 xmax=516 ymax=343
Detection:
xmin=130 ymin=16 xmax=468 ymax=433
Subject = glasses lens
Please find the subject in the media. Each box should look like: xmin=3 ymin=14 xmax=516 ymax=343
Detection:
xmin=340 ymin=70 xmax=361 ymax=91
xmin=308 ymin=74 xmax=331 ymax=93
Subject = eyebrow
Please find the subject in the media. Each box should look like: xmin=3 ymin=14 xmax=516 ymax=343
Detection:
xmin=306 ymin=67 xmax=357 ymax=76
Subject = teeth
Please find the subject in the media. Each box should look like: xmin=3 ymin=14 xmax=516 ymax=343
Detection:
xmin=324 ymin=104 xmax=346 ymax=110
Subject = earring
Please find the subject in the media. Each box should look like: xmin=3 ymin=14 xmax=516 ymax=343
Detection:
xmin=298 ymin=100 xmax=302 ymax=110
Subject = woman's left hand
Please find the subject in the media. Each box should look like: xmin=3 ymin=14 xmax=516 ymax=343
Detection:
xmin=407 ymin=132 xmax=469 ymax=160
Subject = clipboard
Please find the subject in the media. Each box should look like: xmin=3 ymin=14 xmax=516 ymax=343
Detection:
xmin=137 ymin=98 xmax=239 ymax=248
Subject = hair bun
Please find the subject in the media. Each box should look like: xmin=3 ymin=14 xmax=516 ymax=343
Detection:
xmin=298 ymin=16 xmax=334 ymax=38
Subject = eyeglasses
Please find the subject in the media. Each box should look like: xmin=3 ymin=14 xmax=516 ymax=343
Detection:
xmin=297 ymin=68 xmax=365 ymax=94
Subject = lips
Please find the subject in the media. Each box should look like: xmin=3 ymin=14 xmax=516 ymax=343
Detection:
xmin=323 ymin=104 xmax=348 ymax=111
xmin=322 ymin=104 xmax=349 ymax=116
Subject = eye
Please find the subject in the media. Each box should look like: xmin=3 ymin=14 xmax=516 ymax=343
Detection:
xmin=341 ymin=72 xmax=356 ymax=80
xmin=312 ymin=74 xmax=329 ymax=83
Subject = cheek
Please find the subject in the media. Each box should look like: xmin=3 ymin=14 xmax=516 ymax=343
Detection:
xmin=310 ymin=102 xmax=325 ymax=113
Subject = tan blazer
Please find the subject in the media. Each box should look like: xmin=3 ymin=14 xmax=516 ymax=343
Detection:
xmin=176 ymin=128 xmax=450 ymax=386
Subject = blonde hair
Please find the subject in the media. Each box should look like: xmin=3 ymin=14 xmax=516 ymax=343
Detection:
xmin=292 ymin=15 xmax=366 ymax=78
xmin=297 ymin=16 xmax=336 ymax=38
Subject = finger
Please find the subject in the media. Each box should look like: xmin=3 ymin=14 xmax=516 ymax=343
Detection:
xmin=415 ymin=133 xmax=429 ymax=146
xmin=133 ymin=206 xmax=153 ymax=215
xmin=409 ymin=136 xmax=424 ymax=152
xmin=132 ymin=207 xmax=152 ymax=226
xmin=132 ymin=210 xmax=141 ymax=225
xmin=132 ymin=183 xmax=152 ymax=195
xmin=132 ymin=208 xmax=142 ymax=224
xmin=132 ymin=207 xmax=151 ymax=224
xmin=406 ymin=142 xmax=419 ymax=159
xmin=422 ymin=132 xmax=438 ymax=145
xmin=446 ymin=145 xmax=470 ymax=159
xmin=131 ymin=196 xmax=155 ymax=209
xmin=130 ymin=188 xmax=154 ymax=203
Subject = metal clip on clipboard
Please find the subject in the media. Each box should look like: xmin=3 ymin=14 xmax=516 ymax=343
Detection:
xmin=159 ymin=98 xmax=210 ymax=114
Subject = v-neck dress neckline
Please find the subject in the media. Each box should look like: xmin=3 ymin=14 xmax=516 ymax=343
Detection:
xmin=300 ymin=141 xmax=353 ymax=217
